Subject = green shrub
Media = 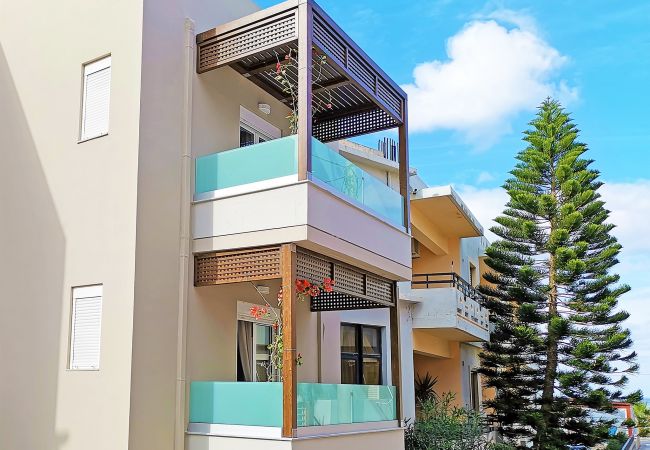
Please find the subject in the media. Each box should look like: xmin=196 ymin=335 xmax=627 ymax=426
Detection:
xmin=405 ymin=393 xmax=490 ymax=450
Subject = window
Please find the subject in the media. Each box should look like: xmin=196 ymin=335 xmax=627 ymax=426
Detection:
xmin=237 ymin=321 xmax=277 ymax=382
xmin=470 ymin=370 xmax=480 ymax=411
xmin=469 ymin=262 xmax=477 ymax=287
xmin=239 ymin=123 xmax=271 ymax=147
xmin=69 ymin=285 xmax=103 ymax=370
xmin=80 ymin=56 xmax=111 ymax=141
xmin=341 ymin=324 xmax=382 ymax=385
xmin=236 ymin=301 xmax=279 ymax=382
xmin=239 ymin=105 xmax=280 ymax=147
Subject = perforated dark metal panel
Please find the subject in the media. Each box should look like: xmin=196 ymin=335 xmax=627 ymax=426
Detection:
xmin=310 ymin=291 xmax=385 ymax=311
xmin=194 ymin=246 xmax=281 ymax=286
xmin=313 ymin=107 xmax=398 ymax=142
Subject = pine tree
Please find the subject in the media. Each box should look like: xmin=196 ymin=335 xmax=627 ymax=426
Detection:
xmin=479 ymin=99 xmax=640 ymax=450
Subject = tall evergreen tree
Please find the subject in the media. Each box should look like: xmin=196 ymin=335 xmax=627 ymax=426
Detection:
xmin=479 ymin=99 xmax=640 ymax=450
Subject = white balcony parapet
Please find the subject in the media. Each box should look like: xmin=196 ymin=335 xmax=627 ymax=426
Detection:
xmin=399 ymin=275 xmax=490 ymax=342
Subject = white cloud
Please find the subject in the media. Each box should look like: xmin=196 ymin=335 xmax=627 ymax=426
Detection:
xmin=402 ymin=10 xmax=578 ymax=148
xmin=476 ymin=171 xmax=495 ymax=184
xmin=454 ymin=184 xmax=508 ymax=242
xmin=600 ymin=180 xmax=650 ymax=255
xmin=456 ymin=180 xmax=650 ymax=394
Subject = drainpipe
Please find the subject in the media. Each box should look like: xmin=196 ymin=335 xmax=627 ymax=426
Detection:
xmin=174 ymin=17 xmax=194 ymax=450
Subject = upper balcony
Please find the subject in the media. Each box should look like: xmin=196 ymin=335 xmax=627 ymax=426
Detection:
xmin=192 ymin=0 xmax=411 ymax=281
xmin=399 ymin=272 xmax=489 ymax=342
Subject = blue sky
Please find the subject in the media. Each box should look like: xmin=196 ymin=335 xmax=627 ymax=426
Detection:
xmin=256 ymin=0 xmax=650 ymax=397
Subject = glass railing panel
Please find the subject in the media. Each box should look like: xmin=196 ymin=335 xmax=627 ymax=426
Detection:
xmin=195 ymin=135 xmax=298 ymax=194
xmin=189 ymin=381 xmax=283 ymax=427
xmin=311 ymin=139 xmax=404 ymax=227
xmin=297 ymin=383 xmax=397 ymax=426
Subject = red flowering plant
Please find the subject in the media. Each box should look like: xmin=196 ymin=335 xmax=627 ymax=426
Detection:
xmin=250 ymin=276 xmax=335 ymax=381
xmin=273 ymin=47 xmax=334 ymax=134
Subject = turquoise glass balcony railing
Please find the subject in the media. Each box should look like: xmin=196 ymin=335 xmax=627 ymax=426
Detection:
xmin=189 ymin=381 xmax=283 ymax=427
xmin=195 ymin=135 xmax=298 ymax=195
xmin=194 ymin=136 xmax=404 ymax=227
xmin=310 ymin=139 xmax=404 ymax=227
xmin=298 ymin=383 xmax=396 ymax=426
xmin=189 ymin=382 xmax=397 ymax=427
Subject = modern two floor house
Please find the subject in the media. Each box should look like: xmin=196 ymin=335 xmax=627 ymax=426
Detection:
xmin=1 ymin=0 xmax=492 ymax=449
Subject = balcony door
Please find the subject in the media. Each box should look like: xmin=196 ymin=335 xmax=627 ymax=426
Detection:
xmin=236 ymin=301 xmax=278 ymax=382
xmin=237 ymin=320 xmax=277 ymax=382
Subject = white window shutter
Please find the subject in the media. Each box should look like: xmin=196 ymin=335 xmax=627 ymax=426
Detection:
xmin=80 ymin=56 xmax=111 ymax=140
xmin=70 ymin=285 xmax=103 ymax=370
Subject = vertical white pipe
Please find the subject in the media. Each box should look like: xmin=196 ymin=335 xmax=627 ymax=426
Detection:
xmin=174 ymin=17 xmax=194 ymax=450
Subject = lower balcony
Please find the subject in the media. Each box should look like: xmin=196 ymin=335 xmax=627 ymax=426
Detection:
xmin=192 ymin=136 xmax=411 ymax=280
xmin=188 ymin=382 xmax=397 ymax=438
xmin=399 ymin=273 xmax=489 ymax=342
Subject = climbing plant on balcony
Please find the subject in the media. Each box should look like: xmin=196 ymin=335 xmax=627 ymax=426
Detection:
xmin=250 ymin=277 xmax=335 ymax=381
xmin=274 ymin=47 xmax=333 ymax=134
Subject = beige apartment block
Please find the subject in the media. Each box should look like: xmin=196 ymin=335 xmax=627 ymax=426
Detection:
xmin=0 ymin=0 xmax=424 ymax=449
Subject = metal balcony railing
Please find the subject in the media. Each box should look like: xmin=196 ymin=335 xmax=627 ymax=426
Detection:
xmin=412 ymin=272 xmax=486 ymax=306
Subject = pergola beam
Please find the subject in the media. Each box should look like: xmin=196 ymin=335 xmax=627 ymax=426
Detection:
xmin=195 ymin=0 xmax=407 ymax=126
xmin=297 ymin=0 xmax=313 ymax=181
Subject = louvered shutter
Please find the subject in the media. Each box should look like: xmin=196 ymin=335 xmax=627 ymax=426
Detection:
xmin=80 ymin=56 xmax=111 ymax=140
xmin=70 ymin=285 xmax=103 ymax=370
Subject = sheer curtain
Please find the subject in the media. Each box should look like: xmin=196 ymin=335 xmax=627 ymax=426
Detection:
xmin=237 ymin=321 xmax=254 ymax=382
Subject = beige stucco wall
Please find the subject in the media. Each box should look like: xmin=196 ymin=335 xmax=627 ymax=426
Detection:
xmin=0 ymin=0 xmax=144 ymax=447
xmin=186 ymin=281 xmax=320 ymax=384
xmin=127 ymin=0 xmax=295 ymax=447
xmin=413 ymin=342 xmax=482 ymax=409
xmin=412 ymin=238 xmax=460 ymax=275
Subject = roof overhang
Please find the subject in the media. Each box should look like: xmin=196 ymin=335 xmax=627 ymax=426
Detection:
xmin=411 ymin=185 xmax=484 ymax=241
xmin=195 ymin=0 xmax=407 ymax=142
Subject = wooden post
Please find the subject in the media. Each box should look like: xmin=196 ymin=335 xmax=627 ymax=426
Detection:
xmin=280 ymin=244 xmax=297 ymax=438
xmin=398 ymin=99 xmax=410 ymax=233
xmin=297 ymin=0 xmax=313 ymax=180
xmin=389 ymin=286 xmax=403 ymax=426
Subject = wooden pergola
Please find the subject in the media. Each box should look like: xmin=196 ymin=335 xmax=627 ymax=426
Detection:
xmin=195 ymin=0 xmax=408 ymax=438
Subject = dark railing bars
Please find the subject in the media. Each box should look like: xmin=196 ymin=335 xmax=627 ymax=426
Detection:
xmin=411 ymin=272 xmax=486 ymax=305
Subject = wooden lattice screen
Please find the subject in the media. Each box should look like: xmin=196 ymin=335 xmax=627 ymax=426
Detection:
xmin=194 ymin=246 xmax=282 ymax=286
xmin=194 ymin=246 xmax=395 ymax=310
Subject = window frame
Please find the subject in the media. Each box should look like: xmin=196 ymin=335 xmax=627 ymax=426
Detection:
xmin=239 ymin=105 xmax=280 ymax=147
xmin=470 ymin=369 xmax=480 ymax=411
xmin=239 ymin=122 xmax=272 ymax=147
xmin=340 ymin=323 xmax=383 ymax=385
xmin=236 ymin=301 xmax=279 ymax=382
xmin=79 ymin=55 xmax=112 ymax=143
xmin=469 ymin=262 xmax=477 ymax=287
xmin=68 ymin=284 xmax=103 ymax=371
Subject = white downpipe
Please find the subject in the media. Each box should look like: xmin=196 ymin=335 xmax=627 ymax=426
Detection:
xmin=174 ymin=17 xmax=194 ymax=450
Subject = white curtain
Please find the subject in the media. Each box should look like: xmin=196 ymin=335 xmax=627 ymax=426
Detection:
xmin=237 ymin=321 xmax=254 ymax=382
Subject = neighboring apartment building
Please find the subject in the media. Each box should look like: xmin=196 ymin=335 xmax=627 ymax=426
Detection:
xmin=400 ymin=182 xmax=491 ymax=413
xmin=1 ymin=0 xmax=414 ymax=450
